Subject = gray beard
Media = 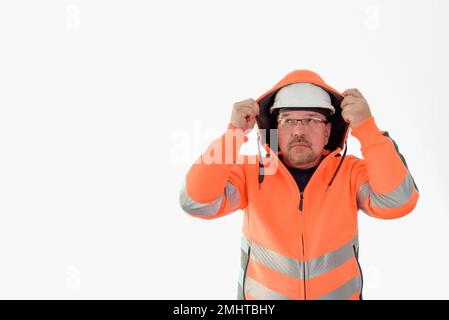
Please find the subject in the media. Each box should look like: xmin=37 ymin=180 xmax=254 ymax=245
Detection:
xmin=284 ymin=148 xmax=319 ymax=168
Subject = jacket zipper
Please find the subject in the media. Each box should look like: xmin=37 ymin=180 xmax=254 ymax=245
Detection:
xmin=299 ymin=191 xmax=306 ymax=300
xmin=353 ymin=245 xmax=364 ymax=300
xmin=275 ymin=153 xmax=341 ymax=301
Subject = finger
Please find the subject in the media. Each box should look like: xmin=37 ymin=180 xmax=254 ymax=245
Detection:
xmin=342 ymin=95 xmax=360 ymax=104
xmin=251 ymin=101 xmax=260 ymax=116
xmin=237 ymin=104 xmax=255 ymax=114
xmin=244 ymin=98 xmax=259 ymax=111
xmin=247 ymin=104 xmax=258 ymax=115
xmin=242 ymin=108 xmax=257 ymax=120
xmin=341 ymin=110 xmax=351 ymax=122
xmin=342 ymin=88 xmax=363 ymax=98
xmin=342 ymin=88 xmax=359 ymax=96
xmin=235 ymin=99 xmax=255 ymax=110
xmin=240 ymin=98 xmax=255 ymax=104
xmin=247 ymin=117 xmax=256 ymax=129
xmin=341 ymin=97 xmax=357 ymax=109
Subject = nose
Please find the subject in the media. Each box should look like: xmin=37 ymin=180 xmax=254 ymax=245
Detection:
xmin=291 ymin=123 xmax=307 ymax=137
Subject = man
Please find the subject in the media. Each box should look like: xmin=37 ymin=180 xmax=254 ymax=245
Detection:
xmin=179 ymin=70 xmax=419 ymax=300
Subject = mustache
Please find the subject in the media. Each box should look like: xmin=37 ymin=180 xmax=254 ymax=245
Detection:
xmin=288 ymin=137 xmax=311 ymax=148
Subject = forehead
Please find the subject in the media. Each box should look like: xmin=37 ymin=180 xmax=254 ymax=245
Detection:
xmin=278 ymin=110 xmax=325 ymax=119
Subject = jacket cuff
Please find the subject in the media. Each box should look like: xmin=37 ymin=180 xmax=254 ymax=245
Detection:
xmin=350 ymin=116 xmax=383 ymax=146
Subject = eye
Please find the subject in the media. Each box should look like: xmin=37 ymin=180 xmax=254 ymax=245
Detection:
xmin=303 ymin=119 xmax=313 ymax=125
xmin=285 ymin=119 xmax=296 ymax=125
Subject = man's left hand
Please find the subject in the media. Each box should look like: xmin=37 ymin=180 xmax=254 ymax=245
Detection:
xmin=341 ymin=88 xmax=372 ymax=128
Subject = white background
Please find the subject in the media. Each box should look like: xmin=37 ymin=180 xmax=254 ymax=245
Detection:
xmin=0 ymin=0 xmax=447 ymax=299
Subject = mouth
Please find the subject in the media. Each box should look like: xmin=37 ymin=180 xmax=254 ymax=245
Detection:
xmin=290 ymin=143 xmax=309 ymax=149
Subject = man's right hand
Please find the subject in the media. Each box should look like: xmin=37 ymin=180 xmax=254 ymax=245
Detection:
xmin=229 ymin=98 xmax=260 ymax=134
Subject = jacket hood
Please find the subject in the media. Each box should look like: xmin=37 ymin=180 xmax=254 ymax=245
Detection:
xmin=254 ymin=70 xmax=350 ymax=190
xmin=256 ymin=70 xmax=349 ymax=153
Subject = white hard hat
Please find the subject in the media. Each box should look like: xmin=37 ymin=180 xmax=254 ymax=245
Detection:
xmin=270 ymin=82 xmax=335 ymax=115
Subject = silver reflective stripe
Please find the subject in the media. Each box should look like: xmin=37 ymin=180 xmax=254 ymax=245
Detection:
xmin=314 ymin=276 xmax=362 ymax=300
xmin=250 ymin=240 xmax=304 ymax=279
xmin=237 ymin=283 xmax=244 ymax=300
xmin=245 ymin=276 xmax=293 ymax=300
xmin=224 ymin=181 xmax=241 ymax=212
xmin=241 ymin=236 xmax=250 ymax=254
xmin=308 ymin=236 xmax=359 ymax=279
xmin=179 ymin=179 xmax=240 ymax=216
xmin=243 ymin=235 xmax=359 ymax=281
xmin=357 ymin=171 xmax=415 ymax=212
xmin=238 ymin=266 xmax=245 ymax=287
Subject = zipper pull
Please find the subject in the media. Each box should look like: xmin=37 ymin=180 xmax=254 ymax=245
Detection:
xmin=299 ymin=191 xmax=304 ymax=211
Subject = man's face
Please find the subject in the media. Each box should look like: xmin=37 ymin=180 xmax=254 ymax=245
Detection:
xmin=277 ymin=110 xmax=332 ymax=169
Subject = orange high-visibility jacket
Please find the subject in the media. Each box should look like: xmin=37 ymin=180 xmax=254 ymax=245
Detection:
xmin=179 ymin=70 xmax=419 ymax=300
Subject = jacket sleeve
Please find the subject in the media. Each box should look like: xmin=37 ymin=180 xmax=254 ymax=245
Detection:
xmin=179 ymin=124 xmax=249 ymax=220
xmin=350 ymin=116 xmax=420 ymax=219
